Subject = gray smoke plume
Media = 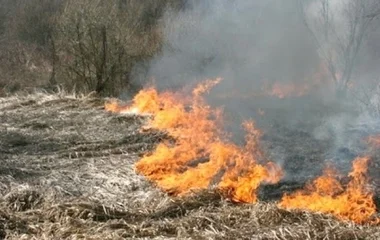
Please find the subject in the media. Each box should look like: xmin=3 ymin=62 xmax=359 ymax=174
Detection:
xmin=130 ymin=0 xmax=380 ymax=179
xmin=141 ymin=0 xmax=319 ymax=92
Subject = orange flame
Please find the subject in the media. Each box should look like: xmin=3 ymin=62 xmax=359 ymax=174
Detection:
xmin=367 ymin=135 xmax=380 ymax=148
xmin=279 ymin=156 xmax=379 ymax=224
xmin=105 ymin=78 xmax=378 ymax=224
xmin=105 ymin=88 xmax=160 ymax=114
xmin=105 ymin=78 xmax=282 ymax=202
xmin=267 ymin=82 xmax=310 ymax=99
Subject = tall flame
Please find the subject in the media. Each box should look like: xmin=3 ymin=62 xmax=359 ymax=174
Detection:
xmin=105 ymin=78 xmax=379 ymax=224
xmin=279 ymin=156 xmax=379 ymax=224
xmin=105 ymin=78 xmax=282 ymax=202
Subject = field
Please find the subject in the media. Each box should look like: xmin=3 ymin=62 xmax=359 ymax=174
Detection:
xmin=0 ymin=92 xmax=379 ymax=239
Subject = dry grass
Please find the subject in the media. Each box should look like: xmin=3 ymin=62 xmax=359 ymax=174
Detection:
xmin=0 ymin=92 xmax=379 ymax=239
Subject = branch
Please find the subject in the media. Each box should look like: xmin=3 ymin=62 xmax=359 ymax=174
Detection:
xmin=366 ymin=9 xmax=380 ymax=19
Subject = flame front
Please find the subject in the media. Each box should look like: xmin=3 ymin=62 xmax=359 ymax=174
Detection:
xmin=105 ymin=78 xmax=379 ymax=224
xmin=279 ymin=156 xmax=379 ymax=224
xmin=106 ymin=78 xmax=282 ymax=203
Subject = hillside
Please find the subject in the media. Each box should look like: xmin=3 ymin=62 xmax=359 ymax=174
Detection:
xmin=0 ymin=92 xmax=379 ymax=239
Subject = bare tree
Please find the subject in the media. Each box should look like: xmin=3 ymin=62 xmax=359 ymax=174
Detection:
xmin=54 ymin=0 xmax=181 ymax=96
xmin=366 ymin=2 xmax=380 ymax=18
xmin=299 ymin=0 xmax=380 ymax=97
xmin=0 ymin=0 xmax=65 ymax=94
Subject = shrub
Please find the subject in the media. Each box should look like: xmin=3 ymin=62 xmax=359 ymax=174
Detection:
xmin=53 ymin=0 xmax=181 ymax=96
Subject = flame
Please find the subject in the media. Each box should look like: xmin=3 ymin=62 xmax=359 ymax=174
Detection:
xmin=367 ymin=135 xmax=380 ymax=148
xmin=267 ymin=82 xmax=310 ymax=99
xmin=266 ymin=62 xmax=337 ymax=99
xmin=105 ymin=78 xmax=378 ymax=224
xmin=214 ymin=82 xmax=312 ymax=99
xmin=279 ymin=156 xmax=379 ymax=224
xmin=104 ymin=100 xmax=129 ymax=113
xmin=105 ymin=88 xmax=160 ymax=114
xmin=213 ymin=62 xmax=337 ymax=100
xmin=105 ymin=78 xmax=282 ymax=202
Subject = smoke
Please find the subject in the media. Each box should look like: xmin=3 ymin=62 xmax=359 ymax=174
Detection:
xmin=130 ymin=0 xmax=380 ymax=179
xmin=131 ymin=0 xmax=324 ymax=130
xmin=136 ymin=0 xmax=319 ymax=91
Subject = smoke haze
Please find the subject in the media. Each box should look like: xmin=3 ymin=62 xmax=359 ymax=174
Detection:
xmin=130 ymin=0 xmax=380 ymax=179
xmin=142 ymin=0 xmax=320 ymax=92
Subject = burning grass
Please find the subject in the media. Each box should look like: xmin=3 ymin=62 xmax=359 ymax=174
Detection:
xmin=106 ymin=79 xmax=380 ymax=226
xmin=106 ymin=79 xmax=283 ymax=203
xmin=280 ymin=156 xmax=379 ymax=224
xmin=0 ymin=91 xmax=379 ymax=239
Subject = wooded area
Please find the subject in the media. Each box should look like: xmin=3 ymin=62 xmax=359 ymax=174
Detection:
xmin=0 ymin=0 xmax=379 ymax=98
xmin=0 ymin=0 xmax=184 ymax=96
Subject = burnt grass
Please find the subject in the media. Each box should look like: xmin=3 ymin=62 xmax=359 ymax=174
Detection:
xmin=0 ymin=92 xmax=379 ymax=239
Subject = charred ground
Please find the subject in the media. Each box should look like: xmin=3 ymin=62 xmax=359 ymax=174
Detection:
xmin=0 ymin=93 xmax=379 ymax=239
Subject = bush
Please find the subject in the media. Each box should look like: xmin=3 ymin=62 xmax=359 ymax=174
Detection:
xmin=53 ymin=0 xmax=181 ymax=96
xmin=0 ymin=0 xmax=183 ymax=96
xmin=6 ymin=0 xmax=64 ymax=47
xmin=0 ymin=0 xmax=65 ymax=95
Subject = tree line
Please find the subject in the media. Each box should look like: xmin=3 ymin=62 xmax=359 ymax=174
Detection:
xmin=0 ymin=0 xmax=184 ymax=96
xmin=0 ymin=0 xmax=379 ymax=98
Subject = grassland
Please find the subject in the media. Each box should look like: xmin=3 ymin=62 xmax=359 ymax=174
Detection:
xmin=0 ymin=92 xmax=379 ymax=239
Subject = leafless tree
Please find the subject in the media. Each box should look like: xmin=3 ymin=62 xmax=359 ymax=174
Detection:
xmin=0 ymin=0 xmax=64 ymax=93
xmin=53 ymin=0 xmax=186 ymax=96
xmin=299 ymin=0 xmax=380 ymax=97
xmin=53 ymin=0 xmax=167 ymax=96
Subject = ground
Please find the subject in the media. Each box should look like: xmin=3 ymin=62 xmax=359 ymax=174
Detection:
xmin=0 ymin=92 xmax=379 ymax=239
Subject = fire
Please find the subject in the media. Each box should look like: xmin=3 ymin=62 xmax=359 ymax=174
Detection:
xmin=213 ymin=62 xmax=337 ymax=100
xmin=265 ymin=62 xmax=337 ymax=99
xmin=105 ymin=88 xmax=160 ymax=114
xmin=104 ymin=100 xmax=129 ymax=113
xmin=367 ymin=135 xmax=380 ymax=147
xmin=213 ymin=82 xmax=312 ymax=100
xmin=105 ymin=77 xmax=378 ymax=224
xmin=279 ymin=156 xmax=379 ymax=224
xmin=105 ymin=78 xmax=282 ymax=203
xmin=267 ymin=82 xmax=310 ymax=99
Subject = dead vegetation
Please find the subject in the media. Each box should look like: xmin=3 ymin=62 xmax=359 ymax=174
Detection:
xmin=0 ymin=0 xmax=185 ymax=97
xmin=0 ymin=92 xmax=379 ymax=239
